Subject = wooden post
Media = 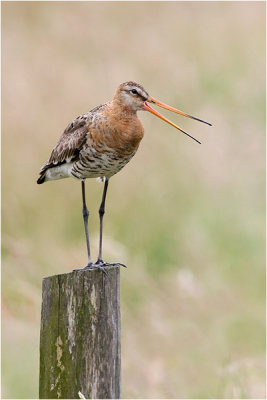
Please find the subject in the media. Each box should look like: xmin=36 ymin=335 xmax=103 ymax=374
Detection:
xmin=39 ymin=266 xmax=121 ymax=399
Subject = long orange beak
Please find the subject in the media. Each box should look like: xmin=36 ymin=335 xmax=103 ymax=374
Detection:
xmin=143 ymin=96 xmax=212 ymax=144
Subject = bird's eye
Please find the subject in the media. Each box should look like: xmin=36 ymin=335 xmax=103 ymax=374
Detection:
xmin=131 ymin=89 xmax=138 ymax=95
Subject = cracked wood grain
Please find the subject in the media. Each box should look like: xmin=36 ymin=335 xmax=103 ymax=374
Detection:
xmin=39 ymin=267 xmax=121 ymax=399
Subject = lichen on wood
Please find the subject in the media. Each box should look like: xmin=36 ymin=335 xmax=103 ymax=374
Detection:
xmin=39 ymin=266 xmax=121 ymax=399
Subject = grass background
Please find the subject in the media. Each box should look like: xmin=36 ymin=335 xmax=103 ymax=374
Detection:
xmin=2 ymin=1 xmax=265 ymax=398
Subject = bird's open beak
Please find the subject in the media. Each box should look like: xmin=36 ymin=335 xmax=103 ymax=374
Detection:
xmin=143 ymin=96 xmax=212 ymax=144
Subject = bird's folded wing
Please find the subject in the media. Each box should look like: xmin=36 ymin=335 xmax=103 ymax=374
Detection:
xmin=39 ymin=115 xmax=89 ymax=174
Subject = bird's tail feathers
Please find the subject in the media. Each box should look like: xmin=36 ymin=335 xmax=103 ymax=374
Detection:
xmin=37 ymin=172 xmax=46 ymax=184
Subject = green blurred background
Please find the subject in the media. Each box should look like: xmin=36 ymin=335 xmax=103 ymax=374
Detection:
xmin=2 ymin=2 xmax=265 ymax=398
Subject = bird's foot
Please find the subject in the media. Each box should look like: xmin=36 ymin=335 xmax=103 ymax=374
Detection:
xmin=73 ymin=260 xmax=127 ymax=275
xmin=73 ymin=262 xmax=108 ymax=275
xmin=95 ymin=259 xmax=127 ymax=269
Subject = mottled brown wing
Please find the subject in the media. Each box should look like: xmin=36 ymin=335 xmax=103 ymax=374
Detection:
xmin=38 ymin=114 xmax=89 ymax=176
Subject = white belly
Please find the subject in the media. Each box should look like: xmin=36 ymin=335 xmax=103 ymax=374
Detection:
xmin=45 ymin=163 xmax=74 ymax=181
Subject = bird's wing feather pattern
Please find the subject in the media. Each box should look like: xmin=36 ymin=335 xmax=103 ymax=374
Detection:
xmin=39 ymin=114 xmax=90 ymax=174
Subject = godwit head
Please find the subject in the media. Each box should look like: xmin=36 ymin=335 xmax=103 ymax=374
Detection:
xmin=113 ymin=81 xmax=212 ymax=144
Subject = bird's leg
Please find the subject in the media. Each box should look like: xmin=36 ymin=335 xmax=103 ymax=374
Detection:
xmin=81 ymin=179 xmax=92 ymax=265
xmin=95 ymin=179 xmax=127 ymax=269
xmin=96 ymin=178 xmax=109 ymax=264
xmin=73 ymin=180 xmax=107 ymax=274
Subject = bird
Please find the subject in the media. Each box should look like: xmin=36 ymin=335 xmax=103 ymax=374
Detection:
xmin=37 ymin=81 xmax=212 ymax=273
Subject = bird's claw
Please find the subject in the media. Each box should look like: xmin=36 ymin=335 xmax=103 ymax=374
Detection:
xmin=73 ymin=263 xmax=108 ymax=275
xmin=96 ymin=260 xmax=127 ymax=269
xmin=73 ymin=261 xmax=127 ymax=275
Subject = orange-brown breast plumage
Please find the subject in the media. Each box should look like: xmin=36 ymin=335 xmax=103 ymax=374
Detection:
xmin=72 ymin=102 xmax=144 ymax=180
xmin=101 ymin=103 xmax=144 ymax=155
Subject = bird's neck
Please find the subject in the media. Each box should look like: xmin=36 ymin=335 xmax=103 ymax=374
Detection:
xmin=110 ymin=98 xmax=138 ymax=118
xmin=104 ymin=100 xmax=144 ymax=150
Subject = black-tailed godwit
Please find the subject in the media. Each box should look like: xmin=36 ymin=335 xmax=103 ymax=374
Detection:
xmin=37 ymin=81 xmax=211 ymax=273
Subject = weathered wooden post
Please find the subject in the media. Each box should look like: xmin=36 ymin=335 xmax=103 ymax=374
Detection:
xmin=39 ymin=266 xmax=121 ymax=399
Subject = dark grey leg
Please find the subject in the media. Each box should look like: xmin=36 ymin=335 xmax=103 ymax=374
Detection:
xmin=97 ymin=178 xmax=109 ymax=263
xmin=81 ymin=180 xmax=92 ymax=265
xmin=73 ymin=180 xmax=107 ymax=274
xmin=95 ymin=179 xmax=127 ymax=269
xmin=74 ymin=178 xmax=126 ymax=273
